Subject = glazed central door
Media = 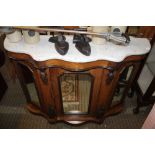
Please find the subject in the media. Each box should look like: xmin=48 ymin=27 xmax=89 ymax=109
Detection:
xmin=60 ymin=73 xmax=92 ymax=114
xmin=50 ymin=68 xmax=103 ymax=116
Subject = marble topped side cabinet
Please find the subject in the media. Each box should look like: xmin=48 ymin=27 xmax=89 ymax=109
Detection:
xmin=4 ymin=35 xmax=151 ymax=125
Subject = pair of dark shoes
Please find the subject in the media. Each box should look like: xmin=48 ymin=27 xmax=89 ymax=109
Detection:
xmin=49 ymin=34 xmax=91 ymax=56
xmin=73 ymin=34 xmax=91 ymax=56
xmin=49 ymin=35 xmax=69 ymax=55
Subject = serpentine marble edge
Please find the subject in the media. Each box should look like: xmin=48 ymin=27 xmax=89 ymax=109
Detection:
xmin=4 ymin=35 xmax=151 ymax=63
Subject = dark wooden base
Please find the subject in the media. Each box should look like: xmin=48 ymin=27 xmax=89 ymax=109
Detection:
xmin=26 ymin=102 xmax=123 ymax=126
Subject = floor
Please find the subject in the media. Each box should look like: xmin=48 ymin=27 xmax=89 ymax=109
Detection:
xmin=0 ymin=57 xmax=152 ymax=129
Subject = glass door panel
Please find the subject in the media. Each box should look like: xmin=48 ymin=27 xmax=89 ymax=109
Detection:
xmin=59 ymin=73 xmax=92 ymax=114
xmin=27 ymin=82 xmax=40 ymax=107
xmin=19 ymin=63 xmax=40 ymax=108
xmin=112 ymin=65 xmax=134 ymax=105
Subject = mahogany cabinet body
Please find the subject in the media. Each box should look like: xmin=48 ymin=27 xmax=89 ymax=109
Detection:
xmin=7 ymin=51 xmax=145 ymax=125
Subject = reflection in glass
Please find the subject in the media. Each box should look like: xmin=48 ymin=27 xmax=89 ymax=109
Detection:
xmin=112 ymin=66 xmax=134 ymax=105
xmin=18 ymin=63 xmax=40 ymax=108
xmin=60 ymin=73 xmax=92 ymax=114
xmin=27 ymin=83 xmax=40 ymax=107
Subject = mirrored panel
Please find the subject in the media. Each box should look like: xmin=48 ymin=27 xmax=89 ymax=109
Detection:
xmin=19 ymin=63 xmax=40 ymax=108
xmin=112 ymin=65 xmax=134 ymax=106
xmin=59 ymin=73 xmax=92 ymax=114
xmin=27 ymin=82 xmax=40 ymax=107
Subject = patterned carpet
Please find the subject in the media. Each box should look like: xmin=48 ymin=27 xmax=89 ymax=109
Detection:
xmin=0 ymin=58 xmax=152 ymax=129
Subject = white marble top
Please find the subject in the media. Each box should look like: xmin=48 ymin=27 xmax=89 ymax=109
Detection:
xmin=4 ymin=35 xmax=151 ymax=63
